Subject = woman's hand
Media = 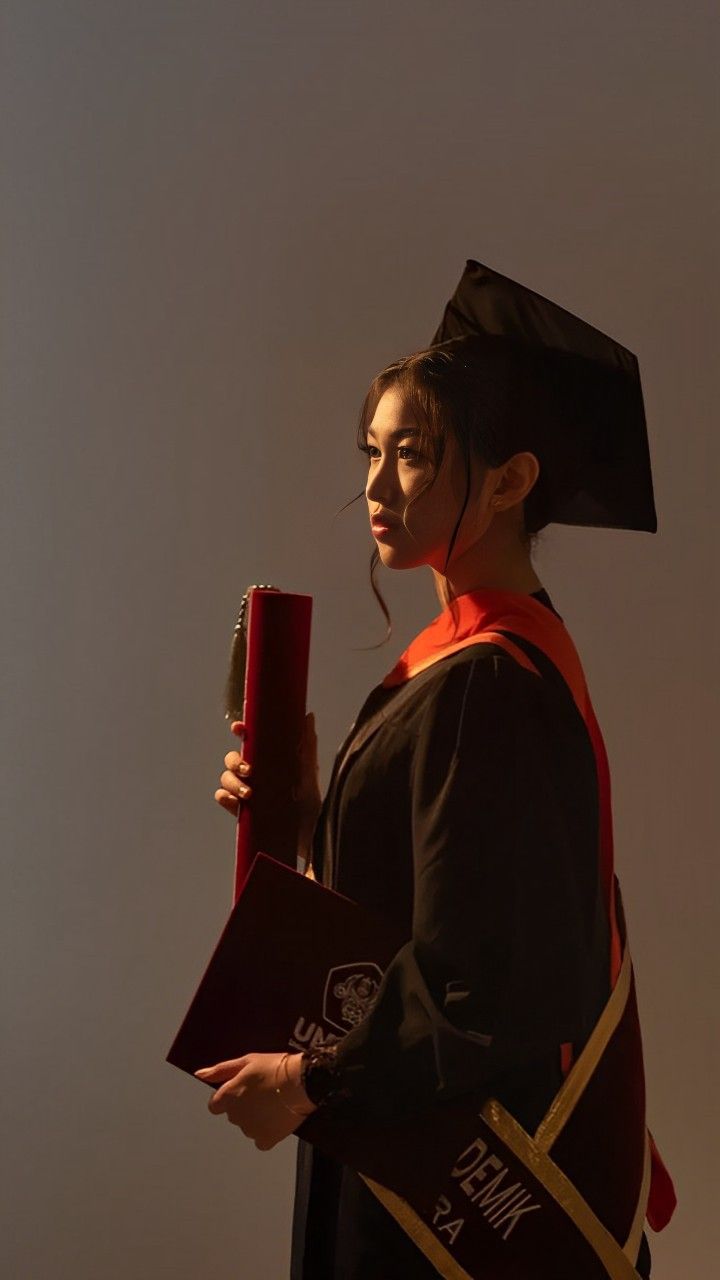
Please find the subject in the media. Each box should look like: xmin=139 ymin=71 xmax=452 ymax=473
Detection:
xmin=214 ymin=712 xmax=322 ymax=861
xmin=194 ymin=1051 xmax=317 ymax=1150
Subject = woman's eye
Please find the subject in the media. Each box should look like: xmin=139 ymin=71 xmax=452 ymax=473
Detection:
xmin=359 ymin=444 xmax=421 ymax=463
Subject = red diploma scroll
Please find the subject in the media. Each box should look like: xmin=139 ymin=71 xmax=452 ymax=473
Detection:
xmin=225 ymin=586 xmax=312 ymax=903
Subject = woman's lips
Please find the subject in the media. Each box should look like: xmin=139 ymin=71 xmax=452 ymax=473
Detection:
xmin=371 ymin=519 xmax=399 ymax=537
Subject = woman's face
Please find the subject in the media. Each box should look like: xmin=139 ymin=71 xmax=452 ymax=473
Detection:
xmin=364 ymin=385 xmax=496 ymax=572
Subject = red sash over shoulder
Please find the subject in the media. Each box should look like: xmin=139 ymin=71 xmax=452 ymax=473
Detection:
xmin=379 ymin=586 xmax=677 ymax=1241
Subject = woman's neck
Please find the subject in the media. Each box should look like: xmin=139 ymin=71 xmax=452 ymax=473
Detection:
xmin=431 ymin=556 xmax=544 ymax=610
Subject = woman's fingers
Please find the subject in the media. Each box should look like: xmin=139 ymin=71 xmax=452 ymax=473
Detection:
xmin=195 ymin=1056 xmax=249 ymax=1078
xmin=214 ymin=789 xmax=240 ymax=814
xmin=216 ymin=749 xmax=252 ymax=811
xmin=223 ymin=749 xmax=251 ymax=775
xmin=220 ymin=766 xmax=251 ymax=795
xmin=214 ymin=716 xmax=319 ymax=822
xmin=214 ymin=725 xmax=251 ymax=814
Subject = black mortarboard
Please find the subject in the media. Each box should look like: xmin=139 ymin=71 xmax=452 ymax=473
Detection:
xmin=429 ymin=259 xmax=657 ymax=532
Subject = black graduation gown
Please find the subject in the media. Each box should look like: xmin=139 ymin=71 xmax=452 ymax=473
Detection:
xmin=289 ymin=588 xmax=652 ymax=1279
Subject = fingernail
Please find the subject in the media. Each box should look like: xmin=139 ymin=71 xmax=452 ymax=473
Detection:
xmin=195 ymin=1067 xmax=211 ymax=1076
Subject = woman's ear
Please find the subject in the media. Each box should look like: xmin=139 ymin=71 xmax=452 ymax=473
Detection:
xmin=492 ymin=451 xmax=540 ymax=510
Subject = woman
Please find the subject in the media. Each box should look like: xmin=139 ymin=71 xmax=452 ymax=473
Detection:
xmin=199 ymin=264 xmax=675 ymax=1278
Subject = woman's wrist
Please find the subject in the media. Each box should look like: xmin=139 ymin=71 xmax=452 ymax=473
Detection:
xmin=299 ymin=1042 xmax=354 ymax=1108
xmin=279 ymin=1052 xmax=318 ymax=1116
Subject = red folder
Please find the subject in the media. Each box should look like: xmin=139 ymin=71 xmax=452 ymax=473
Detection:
xmin=166 ymin=852 xmax=405 ymax=1078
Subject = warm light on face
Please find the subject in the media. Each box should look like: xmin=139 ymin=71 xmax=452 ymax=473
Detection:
xmin=360 ymin=386 xmax=487 ymax=573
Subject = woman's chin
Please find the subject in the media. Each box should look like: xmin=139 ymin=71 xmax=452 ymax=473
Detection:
xmin=374 ymin=541 xmax=425 ymax=571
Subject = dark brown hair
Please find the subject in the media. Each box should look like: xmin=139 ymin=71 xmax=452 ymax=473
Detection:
xmin=337 ymin=335 xmax=550 ymax=649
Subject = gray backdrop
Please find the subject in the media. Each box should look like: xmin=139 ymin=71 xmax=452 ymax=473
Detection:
xmin=2 ymin=2 xmax=717 ymax=1276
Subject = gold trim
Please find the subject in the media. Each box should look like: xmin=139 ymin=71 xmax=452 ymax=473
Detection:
xmin=359 ymin=1097 xmax=644 ymax=1280
xmin=534 ymin=941 xmax=632 ymax=1153
xmin=484 ymin=1100 xmax=643 ymax=1280
xmin=359 ymin=1174 xmax=474 ymax=1280
xmin=623 ymin=1128 xmax=652 ymax=1262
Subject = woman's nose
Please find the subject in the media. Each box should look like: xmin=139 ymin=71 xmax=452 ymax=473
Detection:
xmin=366 ymin=479 xmax=395 ymax=509
xmin=366 ymin=464 xmax=396 ymax=507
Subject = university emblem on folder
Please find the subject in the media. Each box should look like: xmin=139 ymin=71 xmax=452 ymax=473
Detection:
xmin=323 ymin=962 xmax=383 ymax=1032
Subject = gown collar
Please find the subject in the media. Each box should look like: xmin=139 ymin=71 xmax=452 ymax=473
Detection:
xmin=381 ymin=585 xmax=580 ymax=694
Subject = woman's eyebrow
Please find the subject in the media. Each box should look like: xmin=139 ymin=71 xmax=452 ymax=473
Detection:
xmin=366 ymin=427 xmax=420 ymax=441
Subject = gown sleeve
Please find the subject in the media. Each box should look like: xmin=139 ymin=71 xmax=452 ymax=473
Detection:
xmin=302 ymin=652 xmax=609 ymax=1121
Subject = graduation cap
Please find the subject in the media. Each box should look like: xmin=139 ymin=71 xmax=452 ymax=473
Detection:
xmin=429 ymin=259 xmax=657 ymax=532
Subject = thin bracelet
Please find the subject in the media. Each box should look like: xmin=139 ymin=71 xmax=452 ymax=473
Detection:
xmin=273 ymin=1051 xmax=315 ymax=1117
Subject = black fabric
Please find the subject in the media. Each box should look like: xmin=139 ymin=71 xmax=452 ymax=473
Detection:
xmin=428 ymin=259 xmax=658 ymax=534
xmin=290 ymin=586 xmax=652 ymax=1278
xmin=637 ymin=1230 xmax=652 ymax=1278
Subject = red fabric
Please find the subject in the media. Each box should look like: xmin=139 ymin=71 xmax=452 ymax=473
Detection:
xmin=560 ymin=1041 xmax=575 ymax=1076
xmin=647 ymin=1129 xmax=678 ymax=1231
